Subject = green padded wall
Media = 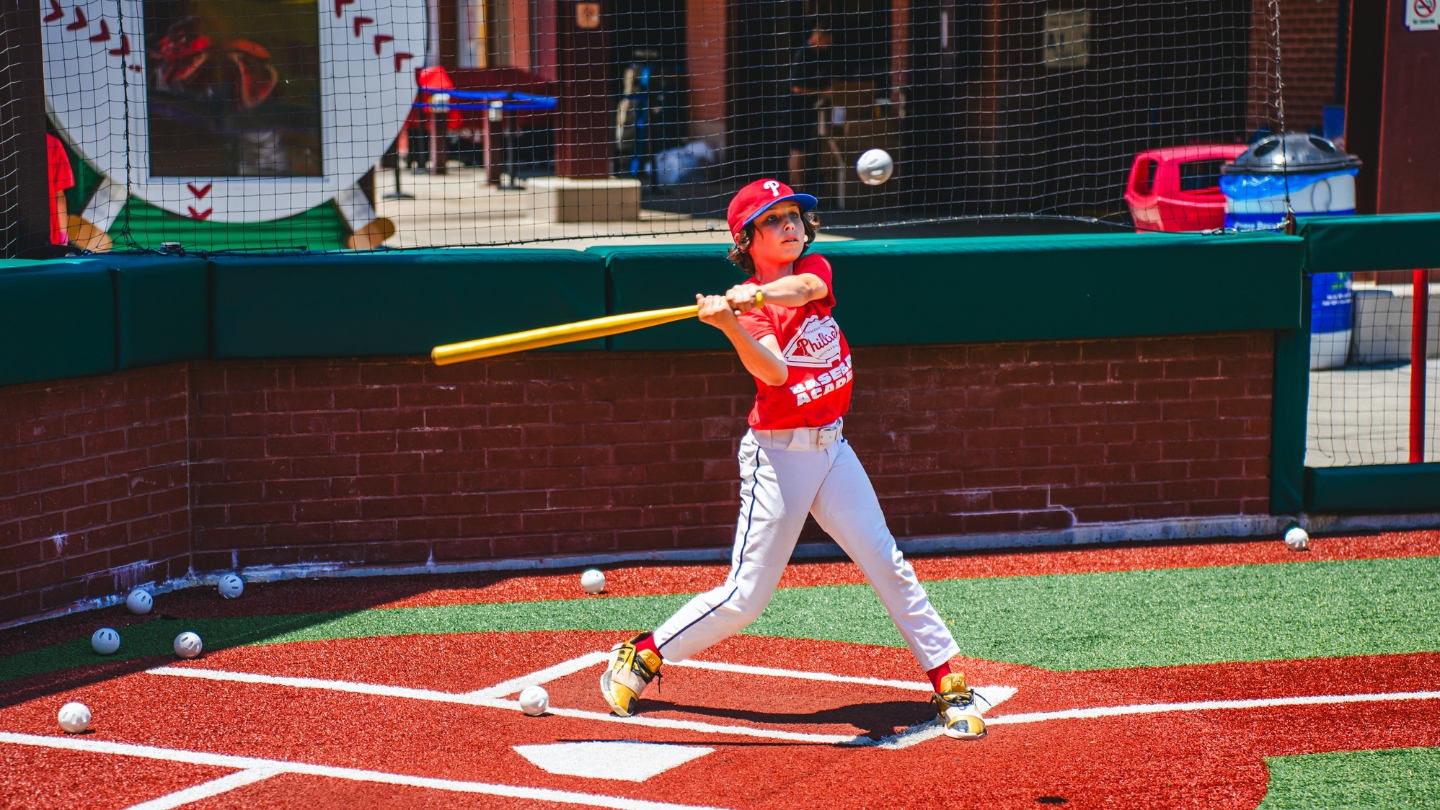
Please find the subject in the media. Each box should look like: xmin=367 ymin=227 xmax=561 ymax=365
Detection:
xmin=0 ymin=260 xmax=115 ymax=386
xmin=1305 ymin=463 xmax=1440 ymax=513
xmin=1301 ymin=214 xmax=1440 ymax=273
xmin=110 ymin=255 xmax=209 ymax=370
xmin=1270 ymin=277 xmax=1312 ymax=515
xmin=597 ymin=232 xmax=1304 ymax=351
xmin=589 ymin=245 xmax=747 ymax=351
xmin=211 ymin=250 xmax=606 ymax=358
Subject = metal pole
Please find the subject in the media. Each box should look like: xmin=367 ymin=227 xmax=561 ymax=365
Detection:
xmin=386 ymin=131 xmax=414 ymax=199
xmin=429 ymin=104 xmax=440 ymax=174
xmin=1410 ymin=268 xmax=1430 ymax=463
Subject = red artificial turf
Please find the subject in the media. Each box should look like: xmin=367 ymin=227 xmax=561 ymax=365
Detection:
xmin=181 ymin=772 xmax=601 ymax=810
xmin=0 ymin=744 xmax=233 ymax=810
xmin=3 ymin=631 xmax=1438 ymax=809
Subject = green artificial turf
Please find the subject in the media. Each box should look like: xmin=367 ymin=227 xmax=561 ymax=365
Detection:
xmin=1258 ymin=747 xmax=1440 ymax=809
xmin=754 ymin=555 xmax=1440 ymax=670
xmin=4 ymin=555 xmax=1439 ymax=681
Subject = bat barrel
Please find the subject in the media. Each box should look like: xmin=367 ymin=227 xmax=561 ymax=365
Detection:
xmin=432 ymin=304 xmax=700 ymax=365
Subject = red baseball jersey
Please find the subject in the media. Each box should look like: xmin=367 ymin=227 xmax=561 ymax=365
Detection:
xmin=738 ymin=253 xmax=854 ymax=430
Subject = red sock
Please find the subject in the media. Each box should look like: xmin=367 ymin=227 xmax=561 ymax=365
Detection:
xmin=926 ymin=661 xmax=952 ymax=692
xmin=634 ymin=633 xmax=661 ymax=660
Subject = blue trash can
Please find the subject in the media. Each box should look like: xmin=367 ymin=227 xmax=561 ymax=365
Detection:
xmin=1220 ymin=133 xmax=1362 ymax=369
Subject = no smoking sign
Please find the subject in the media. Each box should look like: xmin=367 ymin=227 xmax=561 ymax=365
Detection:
xmin=1407 ymin=0 xmax=1437 ymax=30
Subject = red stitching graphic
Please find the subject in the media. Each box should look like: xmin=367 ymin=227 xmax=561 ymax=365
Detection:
xmin=187 ymin=206 xmax=213 ymax=220
xmin=373 ymin=33 xmax=393 ymax=54
xmin=353 ymin=16 xmax=373 ymax=36
xmin=44 ymin=0 xmax=65 ymax=23
xmin=393 ymin=51 xmax=413 ymax=72
xmin=66 ymin=7 xmax=87 ymax=31
xmin=187 ymin=183 xmax=212 ymax=200
xmin=334 ymin=0 xmax=354 ymax=17
xmin=89 ymin=19 xmax=110 ymax=42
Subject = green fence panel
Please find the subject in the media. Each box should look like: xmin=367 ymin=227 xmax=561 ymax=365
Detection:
xmin=110 ymin=254 xmax=210 ymax=370
xmin=212 ymin=250 xmax=606 ymax=358
xmin=598 ymin=232 xmax=1304 ymax=351
xmin=1269 ymin=275 xmax=1312 ymax=515
xmin=0 ymin=259 xmax=59 ymax=275
xmin=0 ymin=260 xmax=115 ymax=386
xmin=1305 ymin=463 xmax=1440 ymax=513
xmin=1300 ymin=214 xmax=1440 ymax=273
xmin=589 ymin=245 xmax=747 ymax=351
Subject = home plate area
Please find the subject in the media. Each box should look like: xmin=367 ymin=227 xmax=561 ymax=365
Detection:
xmin=4 ymin=631 xmax=1440 ymax=809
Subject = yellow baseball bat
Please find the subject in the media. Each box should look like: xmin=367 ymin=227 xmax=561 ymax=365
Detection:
xmin=431 ymin=292 xmax=763 ymax=365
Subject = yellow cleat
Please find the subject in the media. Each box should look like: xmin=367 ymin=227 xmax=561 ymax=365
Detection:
xmin=933 ymin=672 xmax=987 ymax=740
xmin=600 ymin=634 xmax=663 ymax=717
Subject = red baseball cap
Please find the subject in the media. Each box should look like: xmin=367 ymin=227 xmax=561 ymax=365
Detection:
xmin=727 ymin=179 xmax=819 ymax=238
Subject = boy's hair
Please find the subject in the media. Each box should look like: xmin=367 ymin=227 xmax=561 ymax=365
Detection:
xmin=727 ymin=211 xmax=821 ymax=275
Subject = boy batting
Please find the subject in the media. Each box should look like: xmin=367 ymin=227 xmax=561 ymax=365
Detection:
xmin=600 ymin=179 xmax=987 ymax=741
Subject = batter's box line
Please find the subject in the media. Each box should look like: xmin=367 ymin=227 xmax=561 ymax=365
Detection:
xmin=149 ymin=651 xmax=1017 ymax=749
xmin=0 ymin=732 xmax=730 ymax=810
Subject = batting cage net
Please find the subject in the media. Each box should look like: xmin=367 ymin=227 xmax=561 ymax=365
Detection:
xmin=13 ymin=0 xmax=1299 ymax=254
xmin=1306 ymin=270 xmax=1440 ymax=468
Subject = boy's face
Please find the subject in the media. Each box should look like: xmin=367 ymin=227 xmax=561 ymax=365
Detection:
xmin=746 ymin=201 xmax=806 ymax=268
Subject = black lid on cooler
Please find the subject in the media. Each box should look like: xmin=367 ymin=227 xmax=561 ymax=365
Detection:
xmin=1220 ymin=133 xmax=1362 ymax=175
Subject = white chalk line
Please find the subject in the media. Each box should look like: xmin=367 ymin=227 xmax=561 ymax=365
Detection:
xmin=148 ymin=665 xmax=862 ymax=744
xmin=468 ymin=650 xmax=611 ymax=698
xmin=147 ymin=657 xmax=1440 ymax=751
xmin=119 ymin=767 xmax=281 ymax=810
xmin=669 ymin=658 xmax=935 ymax=692
xmin=986 ymin=689 xmax=1440 ymax=726
xmin=0 ymin=732 xmax=730 ymax=810
xmin=148 ymin=656 xmax=1015 ymax=747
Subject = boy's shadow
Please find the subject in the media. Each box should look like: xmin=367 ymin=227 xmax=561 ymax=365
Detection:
xmin=637 ymin=699 xmax=933 ymax=741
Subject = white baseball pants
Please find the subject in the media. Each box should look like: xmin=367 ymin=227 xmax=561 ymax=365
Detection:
xmin=652 ymin=420 xmax=959 ymax=672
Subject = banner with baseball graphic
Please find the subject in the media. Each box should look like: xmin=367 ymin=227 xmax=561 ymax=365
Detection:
xmin=42 ymin=0 xmax=423 ymax=249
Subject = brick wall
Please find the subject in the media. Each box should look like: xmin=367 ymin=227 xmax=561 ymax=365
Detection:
xmin=0 ymin=332 xmax=1274 ymax=624
xmin=685 ymin=0 xmax=726 ymax=143
xmin=1251 ymin=0 xmax=1342 ymax=135
xmin=1278 ymin=0 xmax=1342 ymax=134
xmin=0 ymin=367 xmax=192 ymax=621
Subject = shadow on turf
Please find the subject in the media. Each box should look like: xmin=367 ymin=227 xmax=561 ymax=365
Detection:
xmin=637 ymin=698 xmax=934 ymax=741
xmin=0 ymin=610 xmax=370 ymax=711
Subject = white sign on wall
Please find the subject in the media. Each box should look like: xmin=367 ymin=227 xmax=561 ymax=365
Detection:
xmin=1407 ymin=0 xmax=1438 ymax=30
xmin=1044 ymin=8 xmax=1091 ymax=70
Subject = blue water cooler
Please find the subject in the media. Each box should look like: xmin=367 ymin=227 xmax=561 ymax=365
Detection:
xmin=1220 ymin=133 xmax=1363 ymax=369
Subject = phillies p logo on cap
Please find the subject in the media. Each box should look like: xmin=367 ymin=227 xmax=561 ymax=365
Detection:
xmin=727 ymin=179 xmax=819 ymax=238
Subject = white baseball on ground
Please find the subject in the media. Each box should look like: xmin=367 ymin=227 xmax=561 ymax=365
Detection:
xmin=856 ymin=149 xmax=894 ymax=186
xmin=1284 ymin=525 xmax=1310 ymax=552
xmin=580 ymin=569 xmax=606 ymax=595
xmin=90 ymin=628 xmax=120 ymax=655
xmin=519 ymin=685 xmax=550 ymax=716
xmin=174 ymin=631 xmax=204 ymax=659
xmin=57 ymin=702 xmax=91 ymax=734
xmin=125 ymin=588 xmax=153 ymax=615
xmin=218 ymin=574 xmax=245 ymax=599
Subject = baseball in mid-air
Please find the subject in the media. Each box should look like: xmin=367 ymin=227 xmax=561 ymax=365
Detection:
xmin=856 ymin=149 xmax=894 ymax=186
xmin=580 ymin=569 xmax=606 ymax=595
xmin=519 ymin=685 xmax=550 ymax=716
xmin=57 ymin=702 xmax=91 ymax=734
xmin=217 ymin=573 xmax=245 ymax=599
xmin=1284 ymin=525 xmax=1309 ymax=552
xmin=125 ymin=588 xmax=153 ymax=615
xmin=91 ymin=628 xmax=120 ymax=656
xmin=174 ymin=631 xmax=204 ymax=659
